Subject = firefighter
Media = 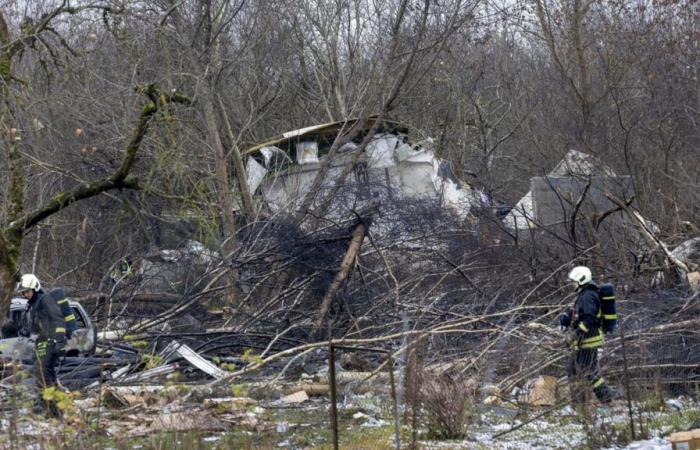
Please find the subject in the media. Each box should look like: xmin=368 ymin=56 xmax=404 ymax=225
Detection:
xmin=16 ymin=274 xmax=67 ymax=415
xmin=559 ymin=266 xmax=614 ymax=405
xmin=110 ymin=255 xmax=134 ymax=284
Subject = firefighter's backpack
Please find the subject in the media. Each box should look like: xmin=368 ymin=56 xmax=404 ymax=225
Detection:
xmin=599 ymin=283 xmax=617 ymax=334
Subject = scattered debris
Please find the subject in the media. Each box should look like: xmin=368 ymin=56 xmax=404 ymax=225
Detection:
xmin=484 ymin=395 xmax=502 ymax=406
xmin=243 ymin=119 xmax=482 ymax=221
xmin=119 ymin=363 xmax=180 ymax=384
xmin=519 ymin=376 xmax=557 ymax=406
xmin=688 ymin=272 xmax=700 ymax=291
xmin=360 ymin=417 xmax=388 ymax=428
xmin=281 ymin=390 xmax=309 ymax=404
xmin=669 ymin=429 xmax=700 ymax=450
xmin=161 ymin=340 xmax=228 ymax=380
xmin=503 ymin=149 xmax=623 ymax=231
xmin=128 ymin=410 xmax=227 ymax=436
xmin=352 ymin=411 xmax=369 ymax=420
xmin=203 ymin=397 xmax=256 ymax=409
xmin=289 ymin=383 xmax=330 ymax=397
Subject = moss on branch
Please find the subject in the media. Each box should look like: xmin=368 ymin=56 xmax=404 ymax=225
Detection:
xmin=8 ymin=86 xmax=187 ymax=233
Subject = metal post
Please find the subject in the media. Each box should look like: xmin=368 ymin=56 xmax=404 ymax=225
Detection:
xmin=329 ymin=341 xmax=339 ymax=450
xmin=388 ymin=353 xmax=401 ymax=450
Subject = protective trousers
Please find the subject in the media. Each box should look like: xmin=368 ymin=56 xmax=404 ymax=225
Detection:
xmin=567 ymin=348 xmax=613 ymax=404
xmin=34 ymin=339 xmax=61 ymax=388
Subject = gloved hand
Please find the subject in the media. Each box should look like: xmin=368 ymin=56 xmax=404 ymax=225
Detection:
xmin=18 ymin=326 xmax=31 ymax=338
xmin=35 ymin=340 xmax=48 ymax=358
xmin=559 ymin=311 xmax=572 ymax=332
xmin=564 ymin=329 xmax=580 ymax=349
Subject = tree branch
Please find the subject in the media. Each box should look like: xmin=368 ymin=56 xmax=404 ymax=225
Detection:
xmin=7 ymin=85 xmax=190 ymax=233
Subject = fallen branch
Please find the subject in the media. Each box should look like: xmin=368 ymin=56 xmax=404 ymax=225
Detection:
xmin=315 ymin=205 xmax=377 ymax=331
xmin=605 ymin=193 xmax=695 ymax=274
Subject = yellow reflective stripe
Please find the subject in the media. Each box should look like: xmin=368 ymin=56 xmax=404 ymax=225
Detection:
xmin=55 ymin=327 xmax=66 ymax=333
xmin=601 ymin=296 xmax=615 ymax=300
xmin=581 ymin=339 xmax=604 ymax=348
xmin=64 ymin=314 xmax=76 ymax=321
xmin=581 ymin=331 xmax=604 ymax=348
xmin=592 ymin=378 xmax=605 ymax=388
xmin=578 ymin=322 xmax=589 ymax=332
xmin=57 ymin=299 xmax=68 ymax=304
xmin=581 ymin=341 xmax=603 ymax=349
xmin=581 ymin=335 xmax=603 ymax=344
xmin=603 ymin=314 xmax=617 ymax=320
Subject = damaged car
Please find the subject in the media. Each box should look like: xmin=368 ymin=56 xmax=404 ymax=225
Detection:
xmin=0 ymin=297 xmax=96 ymax=361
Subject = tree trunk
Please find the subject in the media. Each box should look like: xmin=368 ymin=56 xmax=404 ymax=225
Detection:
xmin=0 ymin=231 xmax=21 ymax=315
xmin=202 ymin=83 xmax=238 ymax=306
xmin=203 ymin=90 xmax=237 ymax=244
xmin=217 ymin=97 xmax=255 ymax=221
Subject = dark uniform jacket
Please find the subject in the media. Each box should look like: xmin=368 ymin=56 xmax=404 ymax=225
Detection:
xmin=27 ymin=290 xmax=67 ymax=343
xmin=571 ymin=284 xmax=603 ymax=349
xmin=48 ymin=288 xmax=78 ymax=339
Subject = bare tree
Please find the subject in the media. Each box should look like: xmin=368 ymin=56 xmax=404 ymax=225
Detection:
xmin=0 ymin=2 xmax=190 ymax=315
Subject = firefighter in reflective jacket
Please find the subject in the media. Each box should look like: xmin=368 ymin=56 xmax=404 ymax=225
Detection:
xmin=16 ymin=274 xmax=67 ymax=394
xmin=559 ymin=266 xmax=614 ymax=404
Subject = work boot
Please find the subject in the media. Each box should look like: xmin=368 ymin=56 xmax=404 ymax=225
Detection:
xmin=31 ymin=395 xmax=62 ymax=418
xmin=594 ymin=385 xmax=615 ymax=404
xmin=46 ymin=400 xmax=61 ymax=418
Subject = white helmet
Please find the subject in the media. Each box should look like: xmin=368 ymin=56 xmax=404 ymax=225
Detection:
xmin=16 ymin=273 xmax=41 ymax=293
xmin=568 ymin=266 xmax=592 ymax=286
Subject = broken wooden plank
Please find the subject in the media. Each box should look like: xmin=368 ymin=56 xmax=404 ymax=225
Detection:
xmin=281 ymin=390 xmax=309 ymax=404
xmin=319 ymin=370 xmax=388 ymax=384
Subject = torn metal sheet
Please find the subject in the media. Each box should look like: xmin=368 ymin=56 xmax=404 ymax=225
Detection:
xmin=118 ymin=363 xmax=179 ymax=384
xmin=260 ymin=145 xmax=292 ymax=169
xmin=86 ymin=364 xmax=132 ymax=389
xmin=531 ymin=175 xmax=634 ymax=227
xmin=245 ymin=156 xmax=268 ymax=194
xmin=503 ymin=149 xmax=619 ymax=231
xmin=296 ymin=141 xmax=319 ymax=164
xmin=366 ymin=134 xmax=400 ymax=168
xmin=671 ymin=238 xmax=700 ymax=265
xmin=161 ymin=340 xmax=227 ymax=379
xmin=243 ymin=119 xmax=481 ymax=222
